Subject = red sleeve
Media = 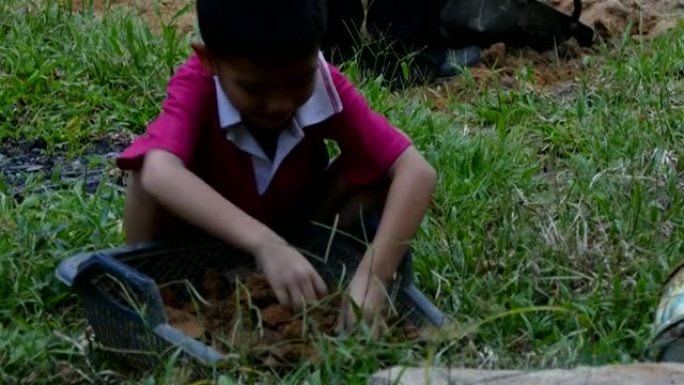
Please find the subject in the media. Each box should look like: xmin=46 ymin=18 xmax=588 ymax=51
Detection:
xmin=325 ymin=64 xmax=412 ymax=187
xmin=116 ymin=54 xmax=215 ymax=170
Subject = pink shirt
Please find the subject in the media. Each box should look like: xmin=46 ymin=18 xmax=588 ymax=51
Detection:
xmin=117 ymin=53 xmax=411 ymax=227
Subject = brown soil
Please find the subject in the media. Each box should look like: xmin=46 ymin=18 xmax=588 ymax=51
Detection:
xmin=68 ymin=0 xmax=196 ymax=34
xmin=161 ymin=270 xmax=420 ymax=368
xmin=550 ymin=0 xmax=681 ymax=39
xmin=432 ymin=0 xmax=682 ymax=96
xmin=412 ymin=38 xmax=594 ymax=110
xmin=477 ymin=38 xmax=591 ymax=87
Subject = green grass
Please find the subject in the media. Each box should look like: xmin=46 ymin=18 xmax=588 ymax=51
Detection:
xmin=2 ymin=0 xmax=684 ymax=383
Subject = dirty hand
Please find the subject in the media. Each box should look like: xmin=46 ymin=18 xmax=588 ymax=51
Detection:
xmin=339 ymin=271 xmax=389 ymax=335
xmin=254 ymin=240 xmax=328 ymax=308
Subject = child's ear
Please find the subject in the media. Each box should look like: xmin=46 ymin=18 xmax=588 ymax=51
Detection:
xmin=191 ymin=42 xmax=217 ymax=74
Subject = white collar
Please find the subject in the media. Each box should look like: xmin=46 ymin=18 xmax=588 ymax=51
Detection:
xmin=214 ymin=51 xmax=342 ymax=130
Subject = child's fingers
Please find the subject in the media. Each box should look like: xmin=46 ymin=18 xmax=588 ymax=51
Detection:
xmin=336 ymin=300 xmax=352 ymax=336
xmin=312 ymin=273 xmax=327 ymax=298
xmin=300 ymin=279 xmax=317 ymax=302
xmin=273 ymin=287 xmax=290 ymax=308
xmin=288 ymin=286 xmax=305 ymax=308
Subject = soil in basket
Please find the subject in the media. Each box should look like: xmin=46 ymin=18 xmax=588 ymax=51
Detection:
xmin=160 ymin=270 xmax=421 ymax=368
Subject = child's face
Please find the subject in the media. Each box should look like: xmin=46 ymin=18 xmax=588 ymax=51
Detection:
xmin=208 ymin=51 xmax=319 ymax=131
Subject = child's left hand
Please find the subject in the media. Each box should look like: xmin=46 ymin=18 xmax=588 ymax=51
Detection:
xmin=337 ymin=146 xmax=437 ymax=335
xmin=339 ymin=270 xmax=389 ymax=335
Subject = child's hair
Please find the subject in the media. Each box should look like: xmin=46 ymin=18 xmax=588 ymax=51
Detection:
xmin=196 ymin=0 xmax=328 ymax=60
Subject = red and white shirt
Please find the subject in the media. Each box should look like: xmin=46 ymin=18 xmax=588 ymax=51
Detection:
xmin=117 ymin=52 xmax=411 ymax=227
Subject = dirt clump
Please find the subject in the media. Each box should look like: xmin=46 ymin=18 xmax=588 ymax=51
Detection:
xmin=160 ymin=270 xmax=420 ymax=368
xmin=433 ymin=0 xmax=683 ymax=94
xmin=165 ymin=307 xmax=204 ymax=338
xmin=420 ymin=38 xmax=592 ymax=104
xmin=551 ymin=0 xmax=682 ymax=39
xmin=261 ymin=304 xmax=295 ymax=328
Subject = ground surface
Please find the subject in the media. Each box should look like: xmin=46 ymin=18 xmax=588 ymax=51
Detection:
xmin=3 ymin=0 xmax=682 ymax=191
xmin=2 ymin=0 xmax=684 ymax=384
xmin=161 ymin=271 xmax=419 ymax=369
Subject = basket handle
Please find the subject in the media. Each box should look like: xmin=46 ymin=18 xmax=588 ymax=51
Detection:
xmin=402 ymin=284 xmax=449 ymax=326
xmin=63 ymin=252 xmax=168 ymax=327
xmin=57 ymin=250 xmax=230 ymax=365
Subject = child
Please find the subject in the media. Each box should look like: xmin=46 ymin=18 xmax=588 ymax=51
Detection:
xmin=116 ymin=0 xmax=436 ymax=329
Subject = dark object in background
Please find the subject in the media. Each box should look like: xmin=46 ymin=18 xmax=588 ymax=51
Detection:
xmin=322 ymin=0 xmax=365 ymax=64
xmin=322 ymin=0 xmax=594 ymax=89
xmin=323 ymin=0 xmax=483 ymax=89
xmin=439 ymin=0 xmax=595 ymax=51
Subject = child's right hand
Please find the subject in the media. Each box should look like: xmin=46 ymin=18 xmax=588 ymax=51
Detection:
xmin=254 ymin=241 xmax=328 ymax=308
xmin=136 ymin=151 xmax=328 ymax=307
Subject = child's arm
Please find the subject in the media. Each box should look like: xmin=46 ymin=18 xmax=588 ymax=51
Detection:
xmin=343 ymin=146 xmax=436 ymax=329
xmin=322 ymin=63 xmax=437 ymax=329
xmin=140 ymin=149 xmax=328 ymax=308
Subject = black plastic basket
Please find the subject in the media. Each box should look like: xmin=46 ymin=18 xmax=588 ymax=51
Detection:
xmin=56 ymin=224 xmax=447 ymax=369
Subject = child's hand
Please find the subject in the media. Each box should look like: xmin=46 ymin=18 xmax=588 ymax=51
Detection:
xmin=339 ymin=272 xmax=388 ymax=335
xmin=254 ymin=241 xmax=328 ymax=308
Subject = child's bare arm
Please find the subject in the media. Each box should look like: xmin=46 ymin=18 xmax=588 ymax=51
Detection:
xmin=344 ymin=146 xmax=436 ymax=327
xmin=140 ymin=149 xmax=327 ymax=307
xmin=357 ymin=146 xmax=435 ymax=281
xmin=141 ymin=149 xmax=271 ymax=252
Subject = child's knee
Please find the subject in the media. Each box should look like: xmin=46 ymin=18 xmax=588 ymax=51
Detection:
xmin=124 ymin=172 xmax=151 ymax=243
xmin=332 ymin=179 xmax=390 ymax=230
xmin=123 ymin=172 xmax=205 ymax=244
xmin=124 ymin=172 xmax=154 ymax=213
xmin=314 ymin=183 xmax=387 ymax=244
xmin=124 ymin=172 xmax=172 ymax=244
